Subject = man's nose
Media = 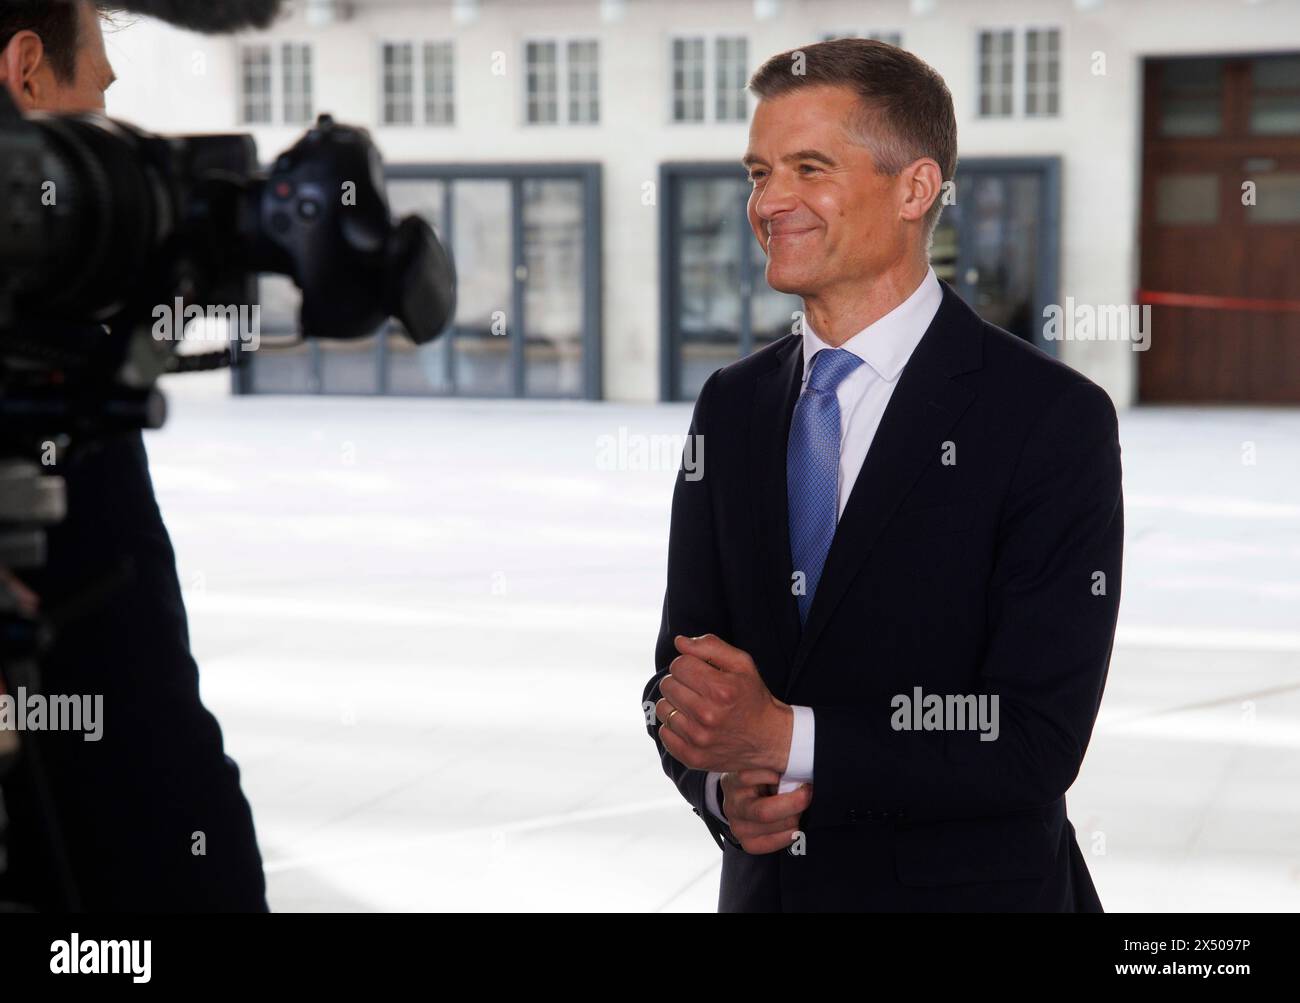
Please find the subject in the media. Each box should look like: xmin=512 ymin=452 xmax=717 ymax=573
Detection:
xmin=753 ymin=172 xmax=799 ymax=219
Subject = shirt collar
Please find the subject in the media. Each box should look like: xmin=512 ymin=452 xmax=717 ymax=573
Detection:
xmin=801 ymin=266 xmax=943 ymax=385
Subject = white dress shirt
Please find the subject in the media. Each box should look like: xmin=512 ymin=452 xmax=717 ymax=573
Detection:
xmin=705 ymin=266 xmax=943 ymax=823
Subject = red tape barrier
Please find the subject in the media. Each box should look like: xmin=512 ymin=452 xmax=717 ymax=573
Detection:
xmin=1137 ymin=289 xmax=1300 ymax=314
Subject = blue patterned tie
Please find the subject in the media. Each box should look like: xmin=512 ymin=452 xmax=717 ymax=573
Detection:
xmin=787 ymin=348 xmax=864 ymax=625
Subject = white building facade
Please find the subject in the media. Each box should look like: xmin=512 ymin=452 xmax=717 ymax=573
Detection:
xmin=103 ymin=0 xmax=1300 ymax=406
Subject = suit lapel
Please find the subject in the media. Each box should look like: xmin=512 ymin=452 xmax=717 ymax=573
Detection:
xmin=749 ymin=335 xmax=803 ymax=696
xmin=784 ymin=281 xmax=984 ymax=694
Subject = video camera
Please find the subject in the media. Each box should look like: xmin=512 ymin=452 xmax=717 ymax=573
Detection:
xmin=0 ymin=87 xmax=457 ymax=569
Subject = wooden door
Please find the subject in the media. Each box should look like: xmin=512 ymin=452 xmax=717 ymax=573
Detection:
xmin=1139 ymin=55 xmax=1300 ymax=403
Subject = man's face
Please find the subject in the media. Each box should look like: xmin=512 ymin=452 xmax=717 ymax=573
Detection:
xmin=1 ymin=1 xmax=115 ymax=114
xmin=743 ymin=84 xmax=906 ymax=299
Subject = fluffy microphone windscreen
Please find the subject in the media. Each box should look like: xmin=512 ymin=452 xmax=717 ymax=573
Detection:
xmin=103 ymin=0 xmax=284 ymax=33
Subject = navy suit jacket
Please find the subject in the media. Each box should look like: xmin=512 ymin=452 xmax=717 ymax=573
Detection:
xmin=643 ymin=281 xmax=1122 ymax=912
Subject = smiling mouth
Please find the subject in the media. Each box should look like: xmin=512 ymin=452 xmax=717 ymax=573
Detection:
xmin=767 ymin=229 xmax=816 ymax=247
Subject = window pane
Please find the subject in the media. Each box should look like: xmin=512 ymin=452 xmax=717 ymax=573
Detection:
xmin=976 ymin=30 xmax=1014 ymax=119
xmin=567 ymin=39 xmax=599 ymax=124
xmin=678 ymin=178 xmax=743 ymax=399
xmin=961 ymin=173 xmax=1042 ymax=341
xmin=821 ymin=30 xmax=902 ymax=48
xmin=282 ymin=43 xmax=312 ymax=125
xmin=382 ymin=42 xmax=414 ymax=125
xmin=523 ymin=179 xmax=585 ymax=396
xmin=714 ymin=36 xmax=748 ymax=122
xmin=424 ymin=42 xmax=455 ymax=125
xmin=1166 ymin=58 xmax=1224 ymax=89
xmin=1155 ymin=174 xmax=1219 ymax=225
xmin=673 ymin=37 xmax=705 ymax=122
xmin=247 ymin=347 xmax=315 ymax=394
xmin=251 ymin=275 xmax=311 ymax=392
xmin=1251 ymin=94 xmax=1300 ymax=135
xmin=386 ymin=179 xmax=451 ymax=393
xmin=1160 ymin=97 xmax=1222 ymax=136
xmin=526 ymin=41 xmax=558 ymax=124
xmin=1247 ymin=172 xmax=1300 ymax=224
xmin=318 ymin=337 xmax=380 ymax=395
xmin=1024 ymin=28 xmax=1059 ymax=118
xmin=240 ymin=45 xmax=272 ymax=124
xmin=1250 ymin=58 xmax=1300 ymax=135
xmin=1159 ymin=58 xmax=1223 ymax=137
xmin=1253 ymin=56 xmax=1300 ymax=89
xmin=999 ymin=29 xmax=1013 ymax=118
xmin=451 ymin=181 xmax=513 ymax=395
xmin=258 ymin=274 xmax=300 ymax=335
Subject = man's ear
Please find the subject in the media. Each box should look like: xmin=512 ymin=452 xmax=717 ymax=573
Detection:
xmin=898 ymin=157 xmax=943 ymax=226
xmin=0 ymin=30 xmax=49 ymax=111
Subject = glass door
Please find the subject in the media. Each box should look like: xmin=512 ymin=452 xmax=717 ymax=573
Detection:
xmin=449 ymin=179 xmax=513 ymax=395
xmin=664 ymin=166 xmax=800 ymax=401
xmin=384 ymin=178 xmax=451 ymax=394
xmin=935 ymin=159 xmax=1060 ymax=351
xmin=239 ymin=167 xmax=599 ymax=399
xmin=522 ymin=178 xmax=586 ymax=397
xmin=675 ymin=175 xmax=745 ymax=401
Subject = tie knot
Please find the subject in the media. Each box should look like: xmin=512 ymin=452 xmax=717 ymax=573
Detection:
xmin=806 ymin=348 xmax=863 ymax=393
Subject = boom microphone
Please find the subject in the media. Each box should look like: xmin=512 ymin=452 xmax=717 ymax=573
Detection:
xmin=103 ymin=0 xmax=285 ymax=33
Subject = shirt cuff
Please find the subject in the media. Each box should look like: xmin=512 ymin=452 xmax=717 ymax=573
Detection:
xmin=777 ymin=705 xmax=815 ymax=793
xmin=704 ymin=770 xmax=727 ymax=822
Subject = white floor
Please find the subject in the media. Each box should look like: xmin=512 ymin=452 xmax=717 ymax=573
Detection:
xmin=145 ymin=372 xmax=1300 ymax=912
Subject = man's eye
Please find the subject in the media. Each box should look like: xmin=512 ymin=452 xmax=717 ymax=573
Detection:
xmin=799 ymin=164 xmax=821 ymax=174
xmin=748 ymin=172 xmax=767 ymax=183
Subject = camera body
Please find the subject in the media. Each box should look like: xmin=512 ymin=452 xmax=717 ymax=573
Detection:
xmin=0 ymin=91 xmax=456 ymax=567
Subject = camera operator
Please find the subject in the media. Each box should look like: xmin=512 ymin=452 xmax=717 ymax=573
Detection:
xmin=0 ymin=0 xmax=268 ymax=912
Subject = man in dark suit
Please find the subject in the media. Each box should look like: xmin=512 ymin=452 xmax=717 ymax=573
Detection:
xmin=0 ymin=0 xmax=267 ymax=911
xmin=642 ymin=38 xmax=1122 ymax=912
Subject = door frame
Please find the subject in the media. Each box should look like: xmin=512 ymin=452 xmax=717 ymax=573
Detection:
xmin=658 ymin=161 xmax=756 ymax=402
xmin=948 ymin=155 xmax=1062 ymax=355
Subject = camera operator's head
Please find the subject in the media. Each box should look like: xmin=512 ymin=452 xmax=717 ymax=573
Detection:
xmin=0 ymin=0 xmax=114 ymax=114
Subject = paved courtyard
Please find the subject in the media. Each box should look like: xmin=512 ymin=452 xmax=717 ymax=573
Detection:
xmin=144 ymin=372 xmax=1300 ymax=911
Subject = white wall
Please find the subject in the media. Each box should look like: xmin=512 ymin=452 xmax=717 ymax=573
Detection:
xmin=99 ymin=0 xmax=1300 ymax=406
